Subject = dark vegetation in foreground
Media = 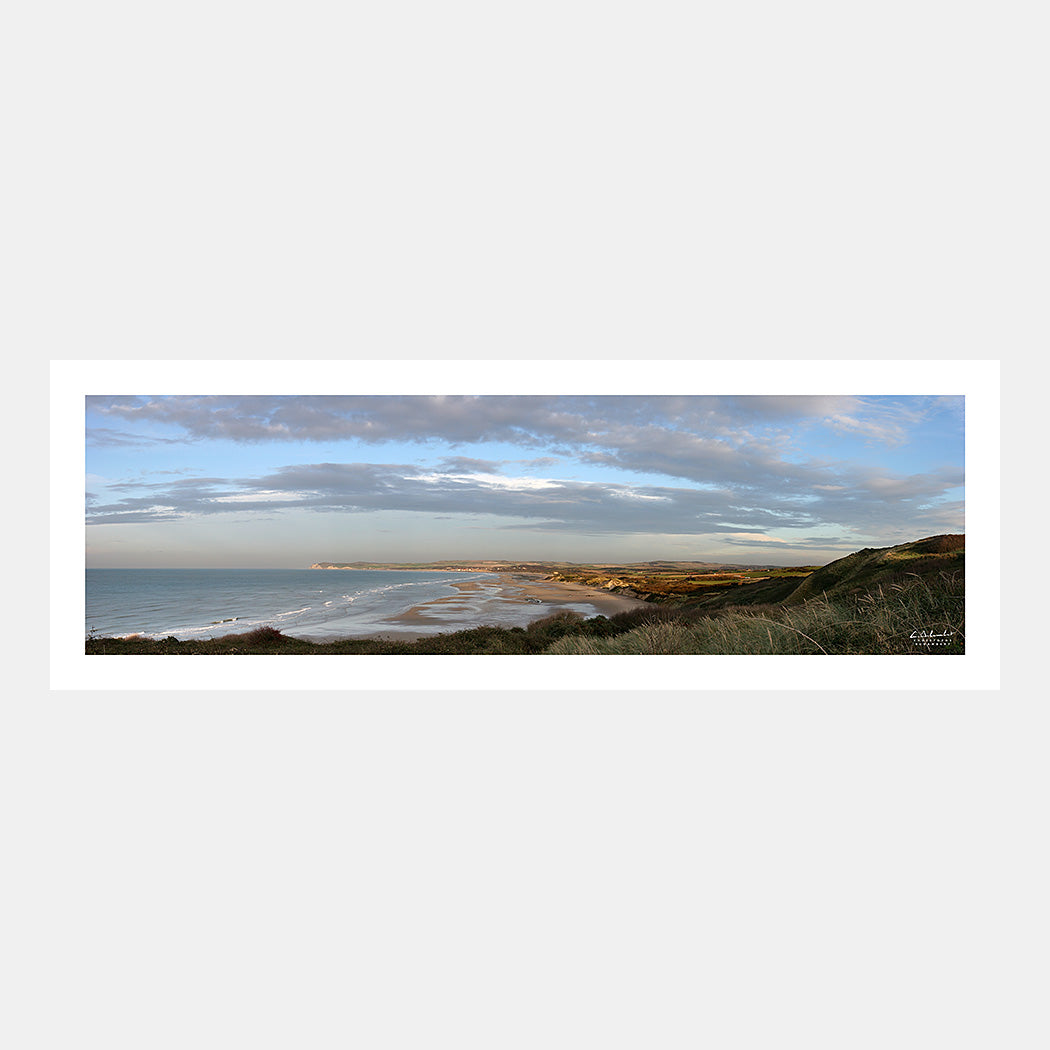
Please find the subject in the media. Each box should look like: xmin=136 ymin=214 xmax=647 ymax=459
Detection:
xmin=86 ymin=536 xmax=965 ymax=656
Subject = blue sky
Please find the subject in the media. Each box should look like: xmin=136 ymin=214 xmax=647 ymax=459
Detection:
xmin=85 ymin=394 xmax=964 ymax=567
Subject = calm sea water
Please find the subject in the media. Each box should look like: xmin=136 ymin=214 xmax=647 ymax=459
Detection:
xmin=85 ymin=568 xmax=497 ymax=641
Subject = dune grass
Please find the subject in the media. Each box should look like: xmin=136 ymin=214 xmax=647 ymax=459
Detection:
xmin=543 ymin=571 xmax=964 ymax=655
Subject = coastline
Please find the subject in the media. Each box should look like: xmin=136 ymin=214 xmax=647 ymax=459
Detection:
xmin=300 ymin=571 xmax=653 ymax=642
xmin=492 ymin=572 xmax=652 ymax=616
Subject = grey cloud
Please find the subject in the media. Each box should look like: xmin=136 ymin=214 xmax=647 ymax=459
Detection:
xmin=85 ymin=395 xmax=960 ymax=504
xmin=86 ymin=455 xmax=963 ymax=544
xmin=577 ymin=429 xmax=824 ymax=488
xmin=104 ymin=475 xmax=232 ymax=493
xmin=436 ymin=456 xmax=504 ymax=474
xmin=86 ymin=426 xmax=187 ymax=448
xmin=87 ymin=510 xmax=185 ymax=524
xmin=87 ymin=395 xmax=560 ymax=446
xmin=716 ymin=535 xmax=861 ymax=555
xmin=86 ymin=394 xmax=919 ymax=449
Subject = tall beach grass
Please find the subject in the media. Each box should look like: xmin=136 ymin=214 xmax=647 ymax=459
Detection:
xmin=543 ymin=571 xmax=964 ymax=655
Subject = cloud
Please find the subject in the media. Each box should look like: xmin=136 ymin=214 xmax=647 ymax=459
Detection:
xmin=435 ymin=456 xmax=504 ymax=475
xmin=85 ymin=455 xmax=964 ymax=543
xmin=207 ymin=489 xmax=312 ymax=504
xmin=87 ymin=395 xmax=560 ymax=446
xmin=86 ymin=426 xmax=186 ymax=448
xmin=718 ymin=534 xmax=861 ymax=554
xmin=85 ymin=394 xmax=938 ymax=463
xmin=84 ymin=396 xmax=964 ymax=551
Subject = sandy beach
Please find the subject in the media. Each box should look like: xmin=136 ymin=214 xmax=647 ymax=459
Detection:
xmin=363 ymin=572 xmax=653 ymax=641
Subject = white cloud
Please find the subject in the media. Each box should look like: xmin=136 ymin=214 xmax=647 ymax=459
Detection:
xmin=608 ymin=488 xmax=671 ymax=502
xmin=415 ymin=471 xmax=565 ymax=492
xmin=208 ymin=490 xmax=313 ymax=503
xmin=724 ymin=533 xmax=789 ymax=544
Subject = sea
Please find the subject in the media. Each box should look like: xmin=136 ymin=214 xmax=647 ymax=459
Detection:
xmin=84 ymin=568 xmax=502 ymax=642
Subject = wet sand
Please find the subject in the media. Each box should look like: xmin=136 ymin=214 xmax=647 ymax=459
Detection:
xmin=357 ymin=572 xmax=653 ymax=641
xmin=495 ymin=572 xmax=652 ymax=615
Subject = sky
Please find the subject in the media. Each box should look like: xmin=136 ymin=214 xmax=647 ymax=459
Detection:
xmin=84 ymin=394 xmax=965 ymax=568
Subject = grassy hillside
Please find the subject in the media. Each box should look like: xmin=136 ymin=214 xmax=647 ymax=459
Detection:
xmin=687 ymin=534 xmax=964 ymax=612
xmin=542 ymin=563 xmax=819 ymax=603
xmin=783 ymin=534 xmax=964 ymax=605
xmin=87 ymin=535 xmax=965 ymax=656
xmin=545 ymin=569 xmax=963 ymax=655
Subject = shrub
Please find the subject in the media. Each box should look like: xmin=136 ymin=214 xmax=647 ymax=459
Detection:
xmin=210 ymin=626 xmax=294 ymax=651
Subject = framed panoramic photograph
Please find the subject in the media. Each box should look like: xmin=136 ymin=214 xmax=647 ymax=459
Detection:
xmin=19 ymin=0 xmax=1037 ymax=1045
xmin=52 ymin=357 xmax=999 ymax=691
